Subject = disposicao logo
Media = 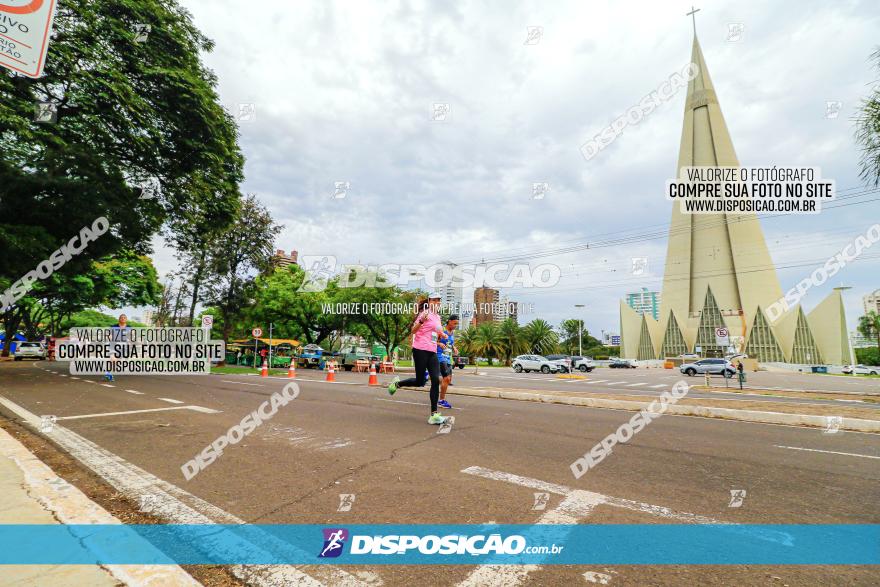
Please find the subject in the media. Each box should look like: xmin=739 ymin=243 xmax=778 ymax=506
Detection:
xmin=318 ymin=528 xmax=348 ymax=558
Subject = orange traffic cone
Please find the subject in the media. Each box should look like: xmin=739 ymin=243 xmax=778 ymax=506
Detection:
xmin=368 ymin=363 xmax=379 ymax=386
xmin=325 ymin=361 xmax=336 ymax=382
xmin=287 ymin=361 xmax=296 ymax=379
xmin=261 ymin=360 xmax=268 ymax=378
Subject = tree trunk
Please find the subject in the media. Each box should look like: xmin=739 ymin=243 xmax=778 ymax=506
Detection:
xmin=187 ymin=252 xmax=206 ymax=326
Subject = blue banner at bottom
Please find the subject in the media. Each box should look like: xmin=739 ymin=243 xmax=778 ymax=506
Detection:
xmin=0 ymin=524 xmax=876 ymax=565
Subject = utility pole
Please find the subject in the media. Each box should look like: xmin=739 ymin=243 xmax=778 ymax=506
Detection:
xmin=574 ymin=304 xmax=586 ymax=356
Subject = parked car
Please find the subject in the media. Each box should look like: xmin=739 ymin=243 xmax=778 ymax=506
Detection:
xmin=680 ymin=358 xmax=736 ymax=377
xmin=453 ymin=356 xmax=468 ymax=369
xmin=545 ymin=354 xmax=573 ymax=373
xmin=570 ymin=355 xmax=595 ymax=372
xmin=850 ymin=364 xmax=880 ymax=376
xmin=14 ymin=342 xmax=46 ymax=361
xmin=609 ymin=358 xmax=636 ymax=369
xmin=512 ymin=354 xmax=560 ymax=374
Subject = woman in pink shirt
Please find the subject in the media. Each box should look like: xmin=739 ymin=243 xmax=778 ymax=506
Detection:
xmin=388 ymin=293 xmax=448 ymax=424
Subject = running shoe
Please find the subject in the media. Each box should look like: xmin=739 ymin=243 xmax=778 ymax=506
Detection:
xmin=428 ymin=412 xmax=448 ymax=425
xmin=387 ymin=376 xmax=400 ymax=395
xmin=438 ymin=399 xmax=452 ymax=409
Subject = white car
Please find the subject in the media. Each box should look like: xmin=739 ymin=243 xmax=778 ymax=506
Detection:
xmin=14 ymin=342 xmax=46 ymax=361
xmin=849 ymin=364 xmax=879 ymax=376
xmin=512 ymin=354 xmax=560 ymax=374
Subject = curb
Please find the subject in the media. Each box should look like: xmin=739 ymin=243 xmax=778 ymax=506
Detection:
xmin=446 ymin=387 xmax=880 ymax=433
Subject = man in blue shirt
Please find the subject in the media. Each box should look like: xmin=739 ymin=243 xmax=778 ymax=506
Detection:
xmin=437 ymin=315 xmax=459 ymax=409
xmin=105 ymin=314 xmax=130 ymax=381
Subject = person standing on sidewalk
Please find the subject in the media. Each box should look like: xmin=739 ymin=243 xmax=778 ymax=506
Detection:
xmin=387 ymin=294 xmax=447 ymax=424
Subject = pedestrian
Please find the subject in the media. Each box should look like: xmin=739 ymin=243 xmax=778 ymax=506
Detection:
xmin=437 ymin=314 xmax=459 ymax=408
xmin=387 ymin=294 xmax=448 ymax=424
xmin=105 ymin=313 xmax=130 ymax=382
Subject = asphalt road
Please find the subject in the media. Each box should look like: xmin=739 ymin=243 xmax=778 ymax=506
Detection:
xmin=1 ymin=360 xmax=878 ymax=586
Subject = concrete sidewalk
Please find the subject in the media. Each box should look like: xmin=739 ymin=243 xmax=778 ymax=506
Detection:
xmin=0 ymin=426 xmax=200 ymax=587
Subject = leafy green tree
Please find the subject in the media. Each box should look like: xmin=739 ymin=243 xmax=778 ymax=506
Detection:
xmin=1 ymin=0 xmax=242 ymax=344
xmin=60 ymin=310 xmax=146 ymax=331
xmin=856 ymin=48 xmax=880 ymax=186
xmin=522 ymin=319 xmax=559 ymax=355
xmin=336 ymin=275 xmax=420 ymax=358
xmin=205 ymin=195 xmax=280 ymax=344
xmin=455 ymin=326 xmax=477 ymax=361
xmin=497 ymin=319 xmax=526 ymax=365
xmin=857 ymin=311 xmax=880 ymax=353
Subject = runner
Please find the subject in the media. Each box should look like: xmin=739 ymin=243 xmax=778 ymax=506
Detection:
xmin=387 ymin=294 xmax=447 ymax=424
xmin=437 ymin=314 xmax=459 ymax=408
xmin=105 ymin=313 xmax=130 ymax=381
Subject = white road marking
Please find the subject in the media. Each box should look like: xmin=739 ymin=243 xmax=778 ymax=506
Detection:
xmin=101 ymin=384 xmax=115 ymax=388
xmin=59 ymin=374 xmax=67 ymax=377
xmin=71 ymin=377 xmax=80 ymax=380
xmin=626 ymin=383 xmax=648 ymax=387
xmin=457 ymin=486 xmax=604 ymax=586
xmin=125 ymin=389 xmax=144 ymax=395
xmin=377 ymin=398 xmax=463 ymax=410
xmin=220 ymin=380 xmax=264 ymax=386
xmin=157 ymin=398 xmax=184 ymax=404
xmin=649 ymin=384 xmax=667 ymax=389
xmin=0 ymin=426 xmax=200 ymax=586
xmin=0 ymin=395 xmax=375 ymax=587
xmin=461 ymin=466 xmax=792 ymax=543
xmin=774 ymin=445 xmax=880 ymax=460
xmin=55 ymin=406 xmax=221 ymax=420
xmin=588 ymin=379 xmax=608 ymax=384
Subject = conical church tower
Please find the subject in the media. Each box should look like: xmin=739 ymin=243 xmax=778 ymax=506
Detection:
xmin=620 ymin=34 xmax=851 ymax=365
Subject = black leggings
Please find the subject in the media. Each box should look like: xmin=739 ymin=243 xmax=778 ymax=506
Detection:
xmin=398 ymin=348 xmax=440 ymax=413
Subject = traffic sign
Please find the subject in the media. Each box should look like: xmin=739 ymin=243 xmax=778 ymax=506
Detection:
xmin=252 ymin=327 xmax=262 ymax=338
xmin=714 ymin=327 xmax=730 ymax=347
xmin=201 ymin=315 xmax=213 ymax=329
xmin=0 ymin=0 xmax=58 ymax=78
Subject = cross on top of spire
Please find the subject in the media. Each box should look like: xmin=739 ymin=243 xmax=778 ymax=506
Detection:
xmin=686 ymin=5 xmax=700 ymax=35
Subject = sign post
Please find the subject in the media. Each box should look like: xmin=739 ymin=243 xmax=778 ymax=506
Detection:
xmin=0 ymin=0 xmax=59 ymax=78
xmin=252 ymin=327 xmax=262 ymax=368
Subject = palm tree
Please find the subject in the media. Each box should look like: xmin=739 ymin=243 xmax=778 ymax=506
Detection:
xmin=497 ymin=318 xmax=526 ymax=365
xmin=522 ymin=319 xmax=559 ymax=356
xmin=856 ymin=48 xmax=880 ymax=186
xmin=456 ymin=325 xmax=477 ymax=362
xmin=472 ymin=322 xmax=503 ymax=365
xmin=858 ymin=311 xmax=880 ymax=353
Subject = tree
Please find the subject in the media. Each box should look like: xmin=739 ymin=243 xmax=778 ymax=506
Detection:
xmin=522 ymin=319 xmax=559 ymax=355
xmin=1 ymin=0 xmax=243 ymax=344
xmin=856 ymin=48 xmax=880 ymax=186
xmin=205 ymin=195 xmax=281 ymax=344
xmin=497 ymin=319 xmax=526 ymax=365
xmin=857 ymin=311 xmax=880 ymax=354
xmin=1 ymin=253 xmax=160 ymax=354
xmin=472 ymin=322 xmax=503 ymax=365
xmin=456 ymin=326 xmax=477 ymax=362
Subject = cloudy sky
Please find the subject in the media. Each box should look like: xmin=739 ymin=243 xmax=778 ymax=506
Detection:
xmin=144 ymin=0 xmax=880 ymax=336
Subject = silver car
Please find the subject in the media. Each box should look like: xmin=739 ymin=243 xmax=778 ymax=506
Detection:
xmin=680 ymin=358 xmax=735 ymax=377
xmin=512 ymin=354 xmax=560 ymax=374
xmin=14 ymin=342 xmax=46 ymax=361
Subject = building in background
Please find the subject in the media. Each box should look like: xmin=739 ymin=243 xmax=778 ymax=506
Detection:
xmin=620 ymin=33 xmax=851 ymax=364
xmin=270 ymin=249 xmax=299 ymax=271
xmin=142 ymin=310 xmax=156 ymax=326
xmin=626 ymin=288 xmax=661 ymax=321
xmin=495 ymin=295 xmax=518 ymax=323
xmin=863 ymin=289 xmax=880 ymax=316
xmin=473 ymin=286 xmax=499 ymax=326
xmin=434 ymin=261 xmax=465 ymax=316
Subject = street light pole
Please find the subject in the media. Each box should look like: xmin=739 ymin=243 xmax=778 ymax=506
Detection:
xmin=574 ymin=304 xmax=586 ymax=356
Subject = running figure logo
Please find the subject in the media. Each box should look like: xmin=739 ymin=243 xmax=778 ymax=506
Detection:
xmin=318 ymin=528 xmax=349 ymax=558
xmin=728 ymin=489 xmax=747 ymax=508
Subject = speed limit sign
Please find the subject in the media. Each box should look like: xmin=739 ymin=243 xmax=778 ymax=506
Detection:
xmin=252 ymin=327 xmax=262 ymax=338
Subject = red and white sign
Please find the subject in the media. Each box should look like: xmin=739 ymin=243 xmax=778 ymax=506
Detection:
xmin=0 ymin=0 xmax=58 ymax=78
xmin=201 ymin=315 xmax=213 ymax=329
xmin=252 ymin=327 xmax=262 ymax=338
